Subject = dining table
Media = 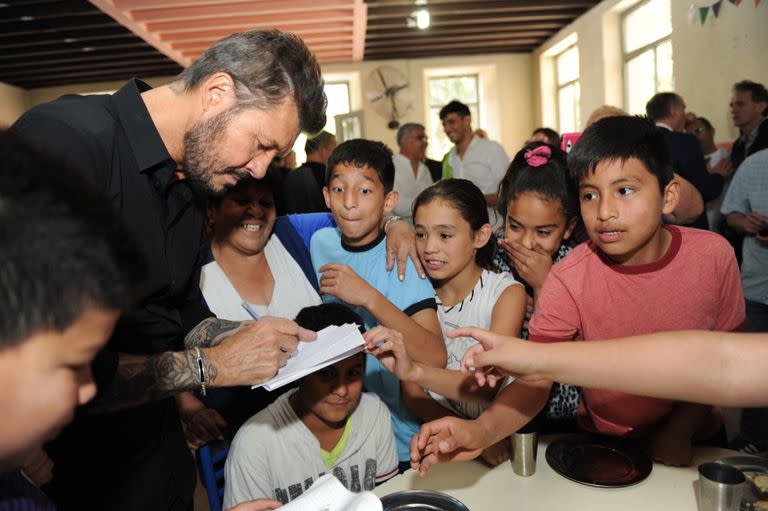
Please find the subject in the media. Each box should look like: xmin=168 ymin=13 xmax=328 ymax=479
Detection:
xmin=373 ymin=436 xmax=737 ymax=510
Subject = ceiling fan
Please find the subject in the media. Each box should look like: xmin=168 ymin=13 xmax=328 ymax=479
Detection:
xmin=365 ymin=65 xmax=414 ymax=130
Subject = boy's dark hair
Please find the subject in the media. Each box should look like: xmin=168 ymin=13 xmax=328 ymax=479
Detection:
xmin=733 ymin=80 xmax=768 ymax=115
xmin=294 ymin=303 xmax=365 ymax=334
xmin=208 ymin=165 xmax=280 ymax=209
xmin=568 ymin=116 xmax=674 ymax=193
xmin=304 ymin=130 xmax=335 ymax=155
xmin=439 ymin=100 xmax=471 ymax=120
xmin=325 ymin=139 xmax=395 ymax=193
xmin=645 ymin=92 xmax=683 ymax=122
xmin=0 ymin=130 xmax=146 ymax=349
xmin=497 ymin=142 xmax=578 ymax=220
xmin=412 ymin=179 xmax=497 ymax=270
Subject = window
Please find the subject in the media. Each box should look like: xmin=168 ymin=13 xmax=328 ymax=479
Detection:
xmin=292 ymin=81 xmax=351 ymax=164
xmin=427 ymin=74 xmax=479 ymax=160
xmin=622 ymin=0 xmax=673 ymax=115
xmin=555 ymin=45 xmax=580 ymax=133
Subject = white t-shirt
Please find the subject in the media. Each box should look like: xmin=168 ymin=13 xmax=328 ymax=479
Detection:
xmin=392 ymin=153 xmax=433 ymax=222
xmin=200 ymin=235 xmax=321 ymax=321
xmin=445 ymin=136 xmax=510 ymax=227
xmin=223 ymin=390 xmax=399 ymax=507
xmin=430 ymin=270 xmax=522 ymax=419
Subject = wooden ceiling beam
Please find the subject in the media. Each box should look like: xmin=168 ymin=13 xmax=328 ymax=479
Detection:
xmin=366 ymin=5 xmax=586 ymax=20
xmin=365 ymin=38 xmax=541 ymax=54
xmin=130 ymin=3 xmax=354 ymax=23
xmin=366 ymin=29 xmax=554 ymax=41
xmin=145 ymin=14 xmax=354 ymax=32
xmin=0 ymin=50 xmax=179 ymax=70
xmin=364 ymin=46 xmax=536 ymax=61
xmin=367 ymin=13 xmax=574 ymax=30
xmin=169 ymin=33 xmax=353 ymax=50
xmin=156 ymin=23 xmax=353 ymax=40
xmin=366 ymin=33 xmax=547 ymax=48
xmin=366 ymin=21 xmax=562 ymax=36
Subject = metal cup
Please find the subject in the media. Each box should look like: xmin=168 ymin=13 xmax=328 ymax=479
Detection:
xmin=697 ymin=462 xmax=745 ymax=511
xmin=511 ymin=432 xmax=538 ymax=477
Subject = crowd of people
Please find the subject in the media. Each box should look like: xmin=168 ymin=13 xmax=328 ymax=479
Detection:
xmin=1 ymin=27 xmax=767 ymax=511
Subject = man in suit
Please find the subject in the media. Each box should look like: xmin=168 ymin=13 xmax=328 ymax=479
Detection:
xmin=647 ymin=92 xmax=733 ymax=230
xmin=282 ymin=131 xmax=337 ymax=214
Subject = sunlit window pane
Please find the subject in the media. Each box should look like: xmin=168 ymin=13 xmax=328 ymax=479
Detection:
xmin=626 ymin=50 xmax=656 ymax=115
xmin=655 ymin=40 xmax=674 ymax=91
xmin=558 ymin=85 xmax=576 ymax=133
xmin=556 ymin=46 xmax=579 ymax=86
xmin=623 ymin=0 xmax=671 ymax=54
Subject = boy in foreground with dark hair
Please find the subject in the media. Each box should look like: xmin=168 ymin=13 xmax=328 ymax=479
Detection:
xmin=224 ymin=303 xmax=398 ymax=506
xmin=409 ymin=116 xmax=745 ymax=474
xmin=308 ymin=139 xmax=445 ymax=468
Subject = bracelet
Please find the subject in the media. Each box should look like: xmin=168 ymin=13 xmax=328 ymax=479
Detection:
xmin=194 ymin=347 xmax=207 ymax=397
xmin=383 ymin=215 xmax=402 ymax=233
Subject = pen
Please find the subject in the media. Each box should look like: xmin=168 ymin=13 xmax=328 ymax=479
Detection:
xmin=241 ymin=301 xmax=260 ymax=321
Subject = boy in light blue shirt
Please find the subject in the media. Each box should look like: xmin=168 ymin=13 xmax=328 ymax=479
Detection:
xmin=309 ymin=139 xmax=446 ymax=465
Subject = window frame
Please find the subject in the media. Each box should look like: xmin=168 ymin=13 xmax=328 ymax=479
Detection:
xmin=554 ymin=43 xmax=580 ymax=133
xmin=621 ymin=0 xmax=673 ymax=114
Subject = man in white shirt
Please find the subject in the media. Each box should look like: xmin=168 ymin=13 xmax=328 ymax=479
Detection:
xmin=392 ymin=123 xmax=434 ymax=222
xmin=439 ymin=100 xmax=509 ymax=227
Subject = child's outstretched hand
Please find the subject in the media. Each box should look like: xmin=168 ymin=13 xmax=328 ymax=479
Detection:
xmin=452 ymin=327 xmax=541 ymax=386
xmin=319 ymin=263 xmax=376 ymax=307
xmin=364 ymin=326 xmax=420 ymax=382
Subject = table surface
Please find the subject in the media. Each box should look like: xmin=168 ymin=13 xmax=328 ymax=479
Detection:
xmin=373 ymin=437 xmax=736 ymax=510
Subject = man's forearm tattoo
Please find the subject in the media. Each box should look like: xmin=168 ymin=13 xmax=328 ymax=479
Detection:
xmin=92 ymin=349 xmax=218 ymax=410
xmin=184 ymin=317 xmax=242 ymax=348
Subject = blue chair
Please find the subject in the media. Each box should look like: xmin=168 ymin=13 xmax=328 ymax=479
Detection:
xmin=198 ymin=443 xmax=230 ymax=511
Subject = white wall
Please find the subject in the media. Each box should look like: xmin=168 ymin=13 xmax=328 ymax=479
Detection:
xmin=0 ymin=82 xmax=28 ymax=128
xmin=534 ymin=0 xmax=768 ymax=140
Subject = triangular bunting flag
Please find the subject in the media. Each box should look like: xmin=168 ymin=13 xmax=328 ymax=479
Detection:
xmin=756 ymin=0 xmax=762 ymax=6
xmin=699 ymin=5 xmax=710 ymax=23
xmin=713 ymin=0 xmax=723 ymax=16
xmin=727 ymin=0 xmax=741 ymax=5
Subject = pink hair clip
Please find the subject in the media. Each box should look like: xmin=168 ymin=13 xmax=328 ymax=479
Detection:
xmin=524 ymin=146 xmax=552 ymax=168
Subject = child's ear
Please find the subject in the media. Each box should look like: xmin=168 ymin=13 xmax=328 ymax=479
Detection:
xmin=384 ymin=190 xmax=399 ymax=213
xmin=661 ymin=178 xmax=681 ymax=216
xmin=322 ymin=186 xmax=331 ymax=209
xmin=562 ymin=217 xmax=578 ymax=241
xmin=473 ymin=223 xmax=493 ymax=249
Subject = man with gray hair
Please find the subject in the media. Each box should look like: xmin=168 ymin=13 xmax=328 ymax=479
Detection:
xmin=282 ymin=130 xmax=337 ymax=214
xmin=393 ymin=123 xmax=433 ymax=222
xmin=12 ymin=30 xmax=325 ymax=510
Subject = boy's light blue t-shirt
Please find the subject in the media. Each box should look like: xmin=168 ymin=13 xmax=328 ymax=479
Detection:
xmin=309 ymin=227 xmax=437 ymax=461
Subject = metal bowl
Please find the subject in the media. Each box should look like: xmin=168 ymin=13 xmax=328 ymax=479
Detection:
xmin=380 ymin=490 xmax=470 ymax=511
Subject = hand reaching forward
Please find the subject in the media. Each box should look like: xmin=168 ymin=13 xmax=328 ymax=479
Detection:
xmin=364 ymin=326 xmax=420 ymax=382
xmin=453 ymin=327 xmax=542 ymax=387
xmin=409 ymin=417 xmax=489 ymax=476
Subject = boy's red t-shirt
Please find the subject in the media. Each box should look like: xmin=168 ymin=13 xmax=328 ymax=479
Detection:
xmin=528 ymin=225 xmax=745 ymax=437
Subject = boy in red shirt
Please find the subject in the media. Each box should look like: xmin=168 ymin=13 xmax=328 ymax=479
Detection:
xmin=526 ymin=116 xmax=744 ymax=466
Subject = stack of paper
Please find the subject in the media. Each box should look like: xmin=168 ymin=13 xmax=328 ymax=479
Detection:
xmin=279 ymin=473 xmax=382 ymax=511
xmin=253 ymin=323 xmax=365 ymax=391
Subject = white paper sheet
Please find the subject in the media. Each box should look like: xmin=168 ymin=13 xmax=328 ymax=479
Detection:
xmin=252 ymin=323 xmax=365 ymax=391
